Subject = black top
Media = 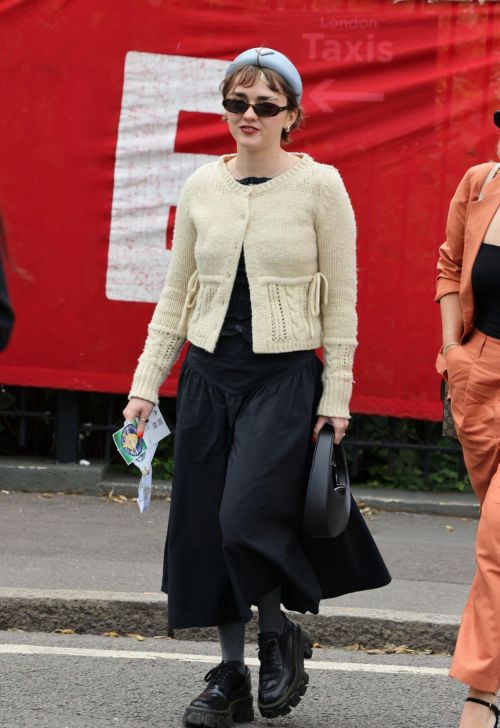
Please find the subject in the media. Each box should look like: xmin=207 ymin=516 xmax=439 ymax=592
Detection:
xmin=219 ymin=176 xmax=271 ymax=343
xmin=472 ymin=242 xmax=500 ymax=339
xmin=0 ymin=255 xmax=14 ymax=351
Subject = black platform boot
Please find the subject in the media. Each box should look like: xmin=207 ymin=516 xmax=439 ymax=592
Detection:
xmin=182 ymin=660 xmax=254 ymax=727
xmin=257 ymin=613 xmax=313 ymax=719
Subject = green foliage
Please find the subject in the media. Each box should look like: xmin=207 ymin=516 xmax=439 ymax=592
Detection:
xmin=151 ymin=431 xmax=175 ymax=480
xmin=346 ymin=414 xmax=471 ymax=493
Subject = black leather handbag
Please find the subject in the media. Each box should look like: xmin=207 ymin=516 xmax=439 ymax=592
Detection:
xmin=303 ymin=423 xmax=351 ymax=539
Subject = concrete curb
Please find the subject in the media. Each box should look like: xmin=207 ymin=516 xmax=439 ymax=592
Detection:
xmin=0 ymin=458 xmax=479 ymax=518
xmin=0 ymin=459 xmax=171 ymax=498
xmin=354 ymin=488 xmax=479 ymax=520
xmin=0 ymin=458 xmax=107 ymax=493
xmin=0 ymin=588 xmax=459 ymax=653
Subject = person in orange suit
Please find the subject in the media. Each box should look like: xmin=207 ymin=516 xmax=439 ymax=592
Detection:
xmin=436 ymin=112 xmax=500 ymax=728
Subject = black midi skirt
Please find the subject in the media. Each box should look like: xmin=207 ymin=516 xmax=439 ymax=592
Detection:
xmin=162 ymin=335 xmax=390 ymax=631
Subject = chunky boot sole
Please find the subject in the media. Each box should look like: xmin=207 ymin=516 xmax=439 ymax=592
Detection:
xmin=258 ymin=625 xmax=312 ymax=719
xmin=183 ymin=695 xmax=254 ymax=727
xmin=258 ymin=672 xmax=309 ymax=719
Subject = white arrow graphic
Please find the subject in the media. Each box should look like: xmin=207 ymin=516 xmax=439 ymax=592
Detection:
xmin=310 ymin=79 xmax=384 ymax=113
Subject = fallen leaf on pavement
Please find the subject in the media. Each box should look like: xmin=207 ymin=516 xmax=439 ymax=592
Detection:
xmin=126 ymin=633 xmax=145 ymax=641
xmin=344 ymin=643 xmax=434 ymax=656
xmin=107 ymin=489 xmax=129 ymax=503
xmin=102 ymin=631 xmax=120 ymax=638
xmin=38 ymin=492 xmax=54 ymax=498
xmin=1 ymin=489 xmax=10 ymax=494
xmin=54 ymin=628 xmax=76 ymax=635
xmin=312 ymin=642 xmax=322 ymax=649
xmin=446 ymin=525 xmax=454 ymax=532
xmin=394 ymin=645 xmax=433 ymax=655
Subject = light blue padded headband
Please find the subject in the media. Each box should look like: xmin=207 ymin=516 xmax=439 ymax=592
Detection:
xmin=225 ymin=47 xmax=303 ymax=104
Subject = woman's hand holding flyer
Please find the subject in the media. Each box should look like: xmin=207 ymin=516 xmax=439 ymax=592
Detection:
xmin=113 ymin=406 xmax=171 ymax=512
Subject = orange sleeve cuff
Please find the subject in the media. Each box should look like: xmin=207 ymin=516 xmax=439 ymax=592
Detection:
xmin=434 ymin=279 xmax=460 ymax=303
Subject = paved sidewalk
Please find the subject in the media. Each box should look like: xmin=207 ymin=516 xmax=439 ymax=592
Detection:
xmin=0 ymin=490 xmax=477 ymax=652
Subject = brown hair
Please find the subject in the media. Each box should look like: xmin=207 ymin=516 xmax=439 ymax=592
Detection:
xmin=219 ymin=65 xmax=305 ymax=145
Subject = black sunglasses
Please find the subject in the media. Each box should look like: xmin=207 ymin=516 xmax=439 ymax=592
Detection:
xmin=222 ymin=97 xmax=289 ymax=118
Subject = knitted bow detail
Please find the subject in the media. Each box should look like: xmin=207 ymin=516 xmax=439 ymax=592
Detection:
xmin=178 ymin=270 xmax=200 ymax=333
xmin=307 ymin=272 xmax=329 ymax=336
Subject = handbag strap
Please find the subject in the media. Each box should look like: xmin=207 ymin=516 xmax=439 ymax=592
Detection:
xmin=478 ymin=162 xmax=500 ymax=201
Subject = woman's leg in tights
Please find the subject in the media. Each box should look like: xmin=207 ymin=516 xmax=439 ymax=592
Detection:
xmin=217 ymin=584 xmax=285 ymax=674
xmin=217 ymin=620 xmax=246 ymax=675
xmin=256 ymin=585 xmax=285 ymax=635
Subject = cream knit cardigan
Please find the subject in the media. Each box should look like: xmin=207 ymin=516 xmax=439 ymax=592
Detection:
xmin=129 ymin=152 xmax=357 ymax=418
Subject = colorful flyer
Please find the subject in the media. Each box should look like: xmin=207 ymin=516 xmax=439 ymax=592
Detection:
xmin=112 ymin=418 xmax=148 ymax=465
xmin=113 ymin=407 xmax=171 ymax=512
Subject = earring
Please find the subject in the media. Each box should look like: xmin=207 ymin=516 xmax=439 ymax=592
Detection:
xmin=285 ymin=126 xmax=290 ymax=132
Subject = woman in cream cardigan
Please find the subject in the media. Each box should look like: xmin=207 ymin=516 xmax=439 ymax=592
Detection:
xmin=124 ymin=47 xmax=389 ymax=728
xmin=436 ymin=113 xmax=500 ymax=728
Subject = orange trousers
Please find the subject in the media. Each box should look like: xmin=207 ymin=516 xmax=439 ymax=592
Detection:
xmin=447 ymin=328 xmax=500 ymax=693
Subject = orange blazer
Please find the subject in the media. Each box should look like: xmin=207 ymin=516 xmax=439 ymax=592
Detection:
xmin=435 ymin=161 xmax=500 ymax=378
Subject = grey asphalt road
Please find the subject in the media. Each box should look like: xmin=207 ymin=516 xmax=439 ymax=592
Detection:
xmin=0 ymin=630 xmax=466 ymax=728
xmin=0 ymin=491 xmax=477 ymax=617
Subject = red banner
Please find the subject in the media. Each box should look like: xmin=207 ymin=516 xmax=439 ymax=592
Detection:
xmin=0 ymin=0 xmax=499 ymax=420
